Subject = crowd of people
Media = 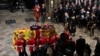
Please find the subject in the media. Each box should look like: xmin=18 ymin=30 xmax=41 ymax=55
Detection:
xmin=13 ymin=24 xmax=100 ymax=56
xmin=52 ymin=0 xmax=100 ymax=36
xmin=32 ymin=0 xmax=100 ymax=36
xmin=13 ymin=0 xmax=100 ymax=56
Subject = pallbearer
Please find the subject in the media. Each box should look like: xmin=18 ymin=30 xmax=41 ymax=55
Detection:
xmin=27 ymin=33 xmax=36 ymax=56
xmin=15 ymin=33 xmax=28 ymax=56
xmin=49 ymin=35 xmax=57 ymax=49
xmin=41 ymin=23 xmax=50 ymax=39
xmin=37 ymin=36 xmax=48 ymax=56
xmin=15 ymin=35 xmax=24 ymax=56
xmin=19 ymin=32 xmax=28 ymax=56
xmin=49 ymin=25 xmax=57 ymax=37
xmin=30 ymin=24 xmax=41 ymax=47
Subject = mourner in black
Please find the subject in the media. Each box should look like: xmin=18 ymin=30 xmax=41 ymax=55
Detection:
xmin=76 ymin=36 xmax=86 ymax=56
xmin=94 ymin=38 xmax=100 ymax=56
xmin=68 ymin=2 xmax=75 ymax=17
xmin=58 ymin=4 xmax=64 ymax=23
xmin=75 ymin=3 xmax=82 ymax=25
xmin=40 ymin=3 xmax=46 ymax=23
xmin=65 ymin=38 xmax=75 ymax=56
xmin=68 ymin=16 xmax=76 ymax=36
xmin=95 ymin=6 xmax=100 ymax=30
xmin=87 ymin=13 xmax=97 ymax=36
xmin=53 ymin=9 xmax=59 ymax=23
xmin=63 ymin=2 xmax=70 ymax=26
xmin=55 ymin=33 xmax=68 ymax=56
xmin=79 ymin=8 xmax=86 ymax=28
xmin=84 ymin=43 xmax=91 ymax=56
xmin=63 ymin=2 xmax=70 ymax=16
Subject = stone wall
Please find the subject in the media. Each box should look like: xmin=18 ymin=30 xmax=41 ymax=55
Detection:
xmin=44 ymin=0 xmax=61 ymax=17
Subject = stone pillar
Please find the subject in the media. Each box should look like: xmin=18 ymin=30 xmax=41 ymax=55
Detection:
xmin=44 ymin=0 xmax=62 ymax=17
xmin=54 ymin=0 xmax=61 ymax=9
xmin=44 ymin=0 xmax=53 ymax=17
xmin=44 ymin=0 xmax=49 ymax=12
xmin=50 ymin=0 xmax=54 ymax=16
xmin=53 ymin=0 xmax=57 ymax=9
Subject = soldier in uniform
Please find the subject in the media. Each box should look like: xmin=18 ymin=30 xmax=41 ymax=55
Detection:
xmin=49 ymin=35 xmax=57 ymax=56
xmin=15 ymin=35 xmax=24 ymax=56
xmin=19 ymin=32 xmax=28 ymax=56
xmin=30 ymin=24 xmax=42 ymax=50
xmin=49 ymin=35 xmax=57 ymax=48
xmin=15 ymin=33 xmax=28 ymax=56
xmin=27 ymin=33 xmax=36 ymax=56
xmin=30 ymin=24 xmax=41 ymax=40
xmin=37 ymin=36 xmax=48 ymax=56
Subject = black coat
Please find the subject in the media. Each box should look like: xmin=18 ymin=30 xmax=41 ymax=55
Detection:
xmin=65 ymin=40 xmax=75 ymax=56
xmin=68 ymin=6 xmax=75 ymax=17
xmin=58 ymin=7 xmax=65 ymax=23
xmin=37 ymin=44 xmax=52 ymax=56
xmin=53 ymin=9 xmax=58 ymax=18
xmin=76 ymin=38 xmax=86 ymax=53
xmin=85 ymin=43 xmax=91 ymax=56
xmin=94 ymin=41 xmax=100 ymax=56
xmin=66 ymin=40 xmax=75 ymax=52
xmin=40 ymin=7 xmax=46 ymax=15
xmin=76 ymin=5 xmax=81 ymax=15
xmin=56 ymin=39 xmax=67 ymax=53
xmin=87 ymin=16 xmax=97 ymax=30
xmin=55 ymin=33 xmax=68 ymax=55
xmin=68 ymin=19 xmax=76 ymax=33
